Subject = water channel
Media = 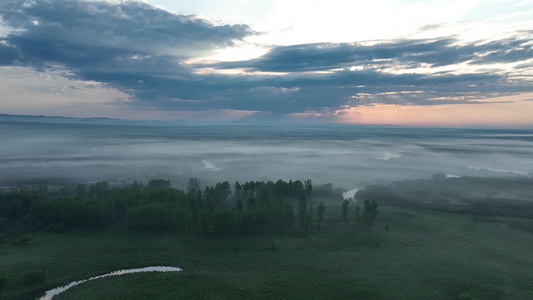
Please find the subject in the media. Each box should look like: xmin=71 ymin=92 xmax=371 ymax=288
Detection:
xmin=38 ymin=266 xmax=183 ymax=300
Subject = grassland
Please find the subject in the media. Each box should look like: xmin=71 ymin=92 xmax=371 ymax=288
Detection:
xmin=2 ymin=203 xmax=533 ymax=299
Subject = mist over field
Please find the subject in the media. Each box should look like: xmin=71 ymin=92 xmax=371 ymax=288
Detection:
xmin=1 ymin=114 xmax=532 ymax=191
xmin=3 ymin=114 xmax=533 ymax=299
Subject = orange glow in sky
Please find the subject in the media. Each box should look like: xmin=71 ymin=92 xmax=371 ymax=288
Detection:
xmin=335 ymin=93 xmax=533 ymax=127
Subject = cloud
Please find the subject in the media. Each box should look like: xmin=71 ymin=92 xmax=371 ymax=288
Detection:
xmin=215 ymin=39 xmax=458 ymax=72
xmin=469 ymin=37 xmax=533 ymax=65
xmin=0 ymin=0 xmax=532 ymax=118
xmin=0 ymin=0 xmax=253 ymax=57
xmin=215 ymin=35 xmax=533 ymax=72
xmin=0 ymin=42 xmax=20 ymax=65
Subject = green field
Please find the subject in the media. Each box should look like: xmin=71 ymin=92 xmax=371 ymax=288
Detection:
xmin=2 ymin=203 xmax=533 ymax=300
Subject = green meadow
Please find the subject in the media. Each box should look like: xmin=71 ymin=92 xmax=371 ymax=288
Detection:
xmin=2 ymin=203 xmax=533 ymax=300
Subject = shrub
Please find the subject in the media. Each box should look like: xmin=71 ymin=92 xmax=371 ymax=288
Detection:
xmin=45 ymin=223 xmax=67 ymax=233
xmin=458 ymin=291 xmax=479 ymax=300
xmin=0 ymin=276 xmax=7 ymax=290
xmin=126 ymin=204 xmax=170 ymax=231
xmin=22 ymin=270 xmax=45 ymax=285
xmin=54 ymin=223 xmax=67 ymax=232
xmin=44 ymin=224 xmax=55 ymax=232
xmin=12 ymin=236 xmax=30 ymax=246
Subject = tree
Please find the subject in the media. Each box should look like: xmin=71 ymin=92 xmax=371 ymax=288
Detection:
xmin=257 ymin=188 xmax=270 ymax=208
xmin=74 ymin=183 xmax=87 ymax=195
xmin=299 ymin=194 xmax=307 ymax=228
xmin=212 ymin=209 xmax=239 ymax=236
xmin=131 ymin=180 xmax=143 ymax=191
xmin=188 ymin=178 xmax=201 ymax=191
xmin=199 ymin=209 xmax=212 ymax=236
xmin=247 ymin=197 xmax=256 ymax=209
xmin=236 ymin=198 xmax=243 ymax=212
xmin=284 ymin=203 xmax=294 ymax=228
xmin=355 ymin=205 xmax=361 ymax=231
xmin=292 ymin=180 xmax=304 ymax=200
xmin=170 ymin=207 xmax=194 ymax=233
xmin=126 ymin=204 xmax=170 ymax=231
xmin=22 ymin=270 xmax=45 ymax=285
xmin=361 ymin=199 xmax=378 ymax=230
xmin=317 ymin=202 xmax=325 ymax=229
xmin=148 ymin=179 xmax=171 ymax=190
xmin=38 ymin=185 xmax=48 ymax=200
xmin=234 ymin=181 xmax=242 ymax=199
xmin=458 ymin=292 xmax=479 ymax=300
xmin=342 ymin=199 xmax=349 ymax=222
xmin=0 ymin=276 xmax=7 ymax=290
xmin=305 ymin=179 xmax=313 ymax=199
xmin=214 ymin=181 xmax=231 ymax=206
xmin=239 ymin=210 xmax=257 ymax=235
xmin=304 ymin=211 xmax=312 ymax=235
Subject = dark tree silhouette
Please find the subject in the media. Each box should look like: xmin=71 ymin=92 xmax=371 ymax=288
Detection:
xmin=317 ymin=202 xmax=325 ymax=229
xmin=299 ymin=194 xmax=307 ymax=228
xmin=342 ymin=199 xmax=349 ymax=222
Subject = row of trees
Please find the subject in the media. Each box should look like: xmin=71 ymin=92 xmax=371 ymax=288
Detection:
xmin=342 ymin=199 xmax=379 ymax=231
xmin=1 ymin=179 xmax=325 ymax=236
xmin=1 ymin=178 xmax=379 ymax=236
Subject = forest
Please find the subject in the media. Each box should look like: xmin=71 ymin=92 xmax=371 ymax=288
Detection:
xmin=0 ymin=178 xmax=378 ymax=238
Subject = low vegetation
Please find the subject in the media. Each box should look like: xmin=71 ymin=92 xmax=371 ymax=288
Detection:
xmin=355 ymin=176 xmax=533 ymax=232
xmin=21 ymin=270 xmax=46 ymax=285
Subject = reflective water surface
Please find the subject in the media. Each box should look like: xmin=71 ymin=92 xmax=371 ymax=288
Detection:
xmin=38 ymin=266 xmax=183 ymax=300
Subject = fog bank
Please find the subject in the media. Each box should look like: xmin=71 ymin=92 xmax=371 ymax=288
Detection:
xmin=1 ymin=115 xmax=532 ymax=190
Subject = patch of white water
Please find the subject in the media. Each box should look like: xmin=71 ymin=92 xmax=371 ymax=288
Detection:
xmin=376 ymin=152 xmax=402 ymax=160
xmin=342 ymin=188 xmax=359 ymax=200
xmin=468 ymin=166 xmax=528 ymax=175
xmin=202 ymin=160 xmax=221 ymax=171
xmin=38 ymin=266 xmax=182 ymax=300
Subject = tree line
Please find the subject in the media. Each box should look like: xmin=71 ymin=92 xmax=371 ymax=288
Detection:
xmin=342 ymin=198 xmax=379 ymax=231
xmin=0 ymin=179 xmax=321 ymax=236
xmin=0 ymin=178 xmax=380 ymax=237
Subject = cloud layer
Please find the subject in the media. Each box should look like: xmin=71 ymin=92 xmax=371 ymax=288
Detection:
xmin=216 ymin=36 xmax=533 ymax=72
xmin=1 ymin=0 xmax=532 ymax=118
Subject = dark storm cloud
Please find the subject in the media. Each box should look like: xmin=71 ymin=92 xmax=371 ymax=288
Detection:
xmin=0 ymin=0 xmax=532 ymax=116
xmin=0 ymin=42 xmax=20 ymax=65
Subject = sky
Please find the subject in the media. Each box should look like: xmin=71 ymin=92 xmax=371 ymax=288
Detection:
xmin=0 ymin=0 xmax=532 ymax=126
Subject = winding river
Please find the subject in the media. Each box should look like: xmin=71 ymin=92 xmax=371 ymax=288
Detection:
xmin=38 ymin=266 xmax=183 ymax=300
